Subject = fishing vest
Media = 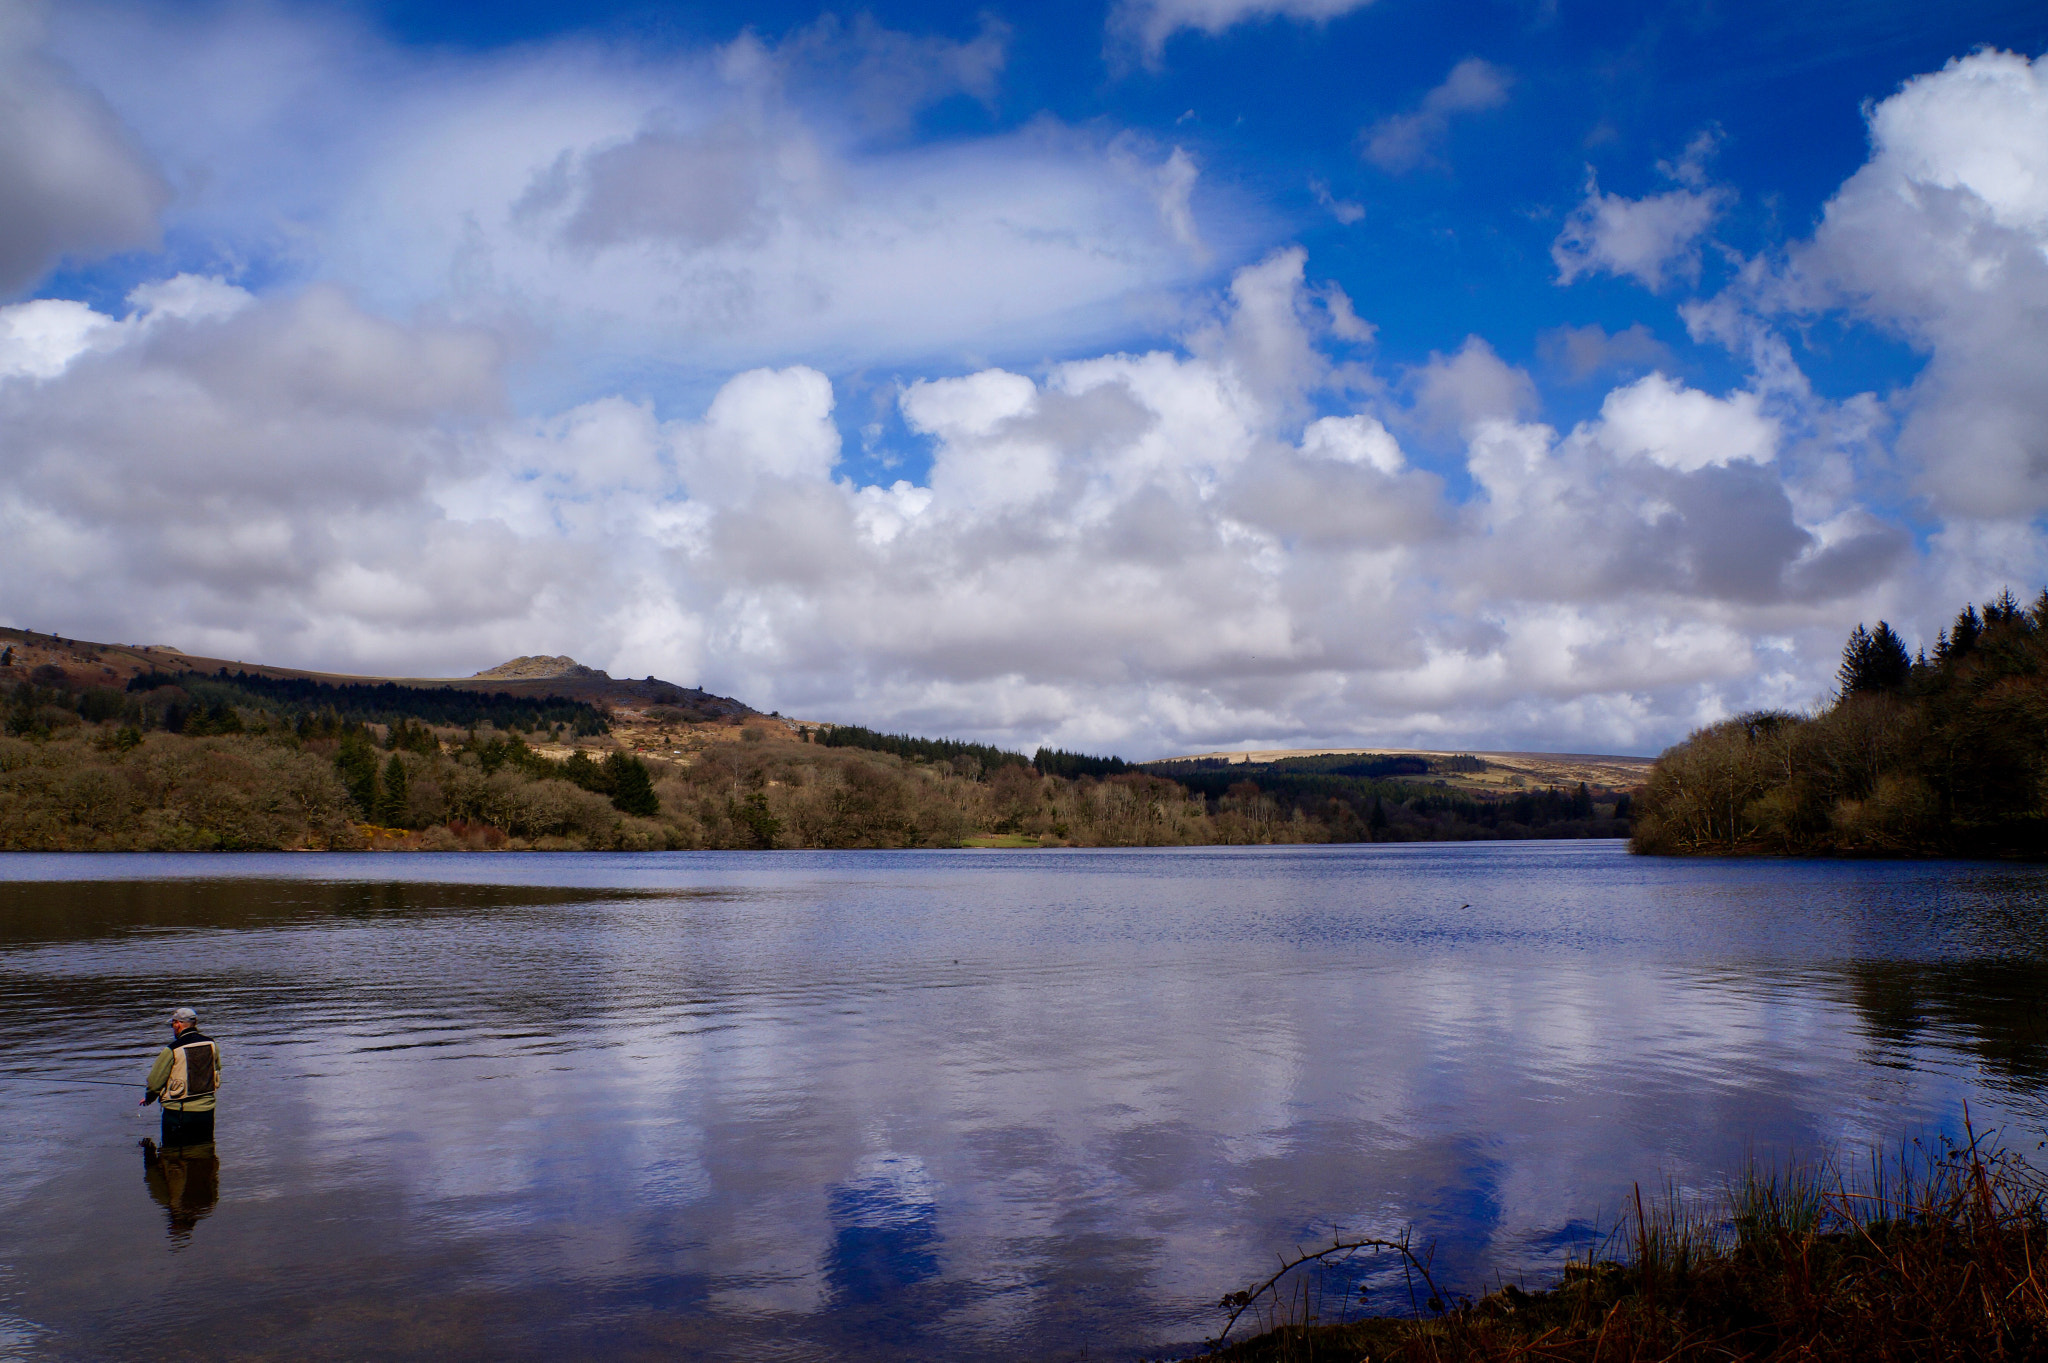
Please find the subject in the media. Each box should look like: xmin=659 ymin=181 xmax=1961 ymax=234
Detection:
xmin=162 ymin=1037 xmax=220 ymax=1103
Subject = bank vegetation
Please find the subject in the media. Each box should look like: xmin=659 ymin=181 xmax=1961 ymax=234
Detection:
xmin=1210 ymin=1130 xmax=2048 ymax=1362
xmin=1633 ymin=589 xmax=2048 ymax=858
xmin=0 ymin=663 xmax=1633 ymax=852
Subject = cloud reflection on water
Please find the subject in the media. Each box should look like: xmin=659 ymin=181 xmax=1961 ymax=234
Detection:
xmin=0 ymin=845 xmax=2044 ymax=1360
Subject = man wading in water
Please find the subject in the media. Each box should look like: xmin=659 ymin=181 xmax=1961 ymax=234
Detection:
xmin=140 ymin=1007 xmax=221 ymax=1148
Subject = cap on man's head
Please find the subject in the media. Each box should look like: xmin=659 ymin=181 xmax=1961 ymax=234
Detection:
xmin=171 ymin=1007 xmax=198 ymax=1024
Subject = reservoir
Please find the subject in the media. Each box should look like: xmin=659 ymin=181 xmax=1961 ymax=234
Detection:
xmin=2 ymin=842 xmax=2045 ymax=1360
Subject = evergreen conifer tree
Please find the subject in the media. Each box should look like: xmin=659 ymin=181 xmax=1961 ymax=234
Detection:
xmin=563 ymin=750 xmax=606 ymax=793
xmin=603 ymin=751 xmax=660 ymax=817
xmin=1838 ymin=621 xmax=1912 ymax=695
xmin=1868 ymin=622 xmax=1911 ymax=689
xmin=335 ymin=730 xmax=380 ymax=816
xmin=376 ymin=754 xmax=409 ymax=827
xmin=1949 ymin=605 xmax=1982 ymax=659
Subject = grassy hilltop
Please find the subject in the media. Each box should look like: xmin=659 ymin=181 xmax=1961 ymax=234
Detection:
xmin=0 ymin=626 xmax=1642 ymax=852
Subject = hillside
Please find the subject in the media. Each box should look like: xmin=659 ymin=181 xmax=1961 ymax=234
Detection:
xmin=0 ymin=627 xmax=752 ymax=721
xmin=2 ymin=623 xmax=1641 ymax=852
xmin=1155 ymin=745 xmax=1652 ymax=796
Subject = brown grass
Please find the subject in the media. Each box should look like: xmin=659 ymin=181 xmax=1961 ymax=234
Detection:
xmin=1207 ymin=1120 xmax=2048 ymax=1362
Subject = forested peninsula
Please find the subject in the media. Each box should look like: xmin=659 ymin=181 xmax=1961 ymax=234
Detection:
xmin=1633 ymin=589 xmax=2048 ymax=858
xmin=0 ymin=628 xmax=1636 ymax=852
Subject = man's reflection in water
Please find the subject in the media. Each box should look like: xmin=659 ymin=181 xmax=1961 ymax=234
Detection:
xmin=139 ymin=1138 xmax=219 ymax=1244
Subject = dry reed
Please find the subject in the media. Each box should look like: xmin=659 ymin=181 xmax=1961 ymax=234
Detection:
xmin=1206 ymin=1116 xmax=2048 ymax=1362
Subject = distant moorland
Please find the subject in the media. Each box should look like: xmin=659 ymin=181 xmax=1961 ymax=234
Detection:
xmin=1633 ymin=588 xmax=2048 ymax=859
xmin=0 ymin=626 xmax=1639 ymax=852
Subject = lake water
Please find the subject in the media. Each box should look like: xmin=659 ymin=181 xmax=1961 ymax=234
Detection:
xmin=1 ymin=842 xmax=2045 ymax=1361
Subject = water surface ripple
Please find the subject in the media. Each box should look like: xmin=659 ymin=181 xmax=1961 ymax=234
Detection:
xmin=1 ymin=843 xmax=2045 ymax=1360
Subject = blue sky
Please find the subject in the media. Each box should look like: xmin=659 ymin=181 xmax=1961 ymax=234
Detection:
xmin=4 ymin=0 xmax=2047 ymax=756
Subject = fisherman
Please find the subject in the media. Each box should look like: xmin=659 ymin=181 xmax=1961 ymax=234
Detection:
xmin=140 ymin=1007 xmax=221 ymax=1148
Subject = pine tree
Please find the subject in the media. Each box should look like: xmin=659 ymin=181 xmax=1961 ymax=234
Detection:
xmin=731 ymin=791 xmax=781 ymax=848
xmin=1838 ymin=624 xmax=1873 ymax=695
xmin=1868 ymin=622 xmax=1911 ymax=690
xmin=563 ymin=750 xmax=606 ymax=793
xmin=1838 ymin=621 xmax=1912 ymax=695
xmin=1949 ymin=605 xmax=1982 ymax=660
xmin=603 ymin=751 xmax=660 ymax=817
xmin=383 ymin=718 xmax=438 ymax=755
xmin=375 ymin=754 xmax=409 ymax=827
xmin=335 ymin=731 xmax=380 ymax=817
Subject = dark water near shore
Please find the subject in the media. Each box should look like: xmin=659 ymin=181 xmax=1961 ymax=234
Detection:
xmin=2 ymin=843 xmax=2046 ymax=1361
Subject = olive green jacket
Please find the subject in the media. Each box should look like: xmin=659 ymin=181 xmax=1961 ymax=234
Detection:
xmin=145 ymin=1031 xmax=221 ymax=1113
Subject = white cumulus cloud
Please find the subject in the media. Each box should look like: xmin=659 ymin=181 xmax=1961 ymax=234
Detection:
xmin=1771 ymin=50 xmax=2048 ymax=520
xmin=0 ymin=250 xmax=1914 ymax=756
xmin=1553 ymin=135 xmax=1732 ymax=291
xmin=48 ymin=3 xmax=1228 ymax=403
xmin=1535 ymin=323 xmax=1673 ymax=384
xmin=1361 ymin=58 xmax=1512 ymax=174
xmin=1593 ymin=373 xmax=1777 ymax=473
xmin=1109 ymin=0 xmax=1377 ymax=64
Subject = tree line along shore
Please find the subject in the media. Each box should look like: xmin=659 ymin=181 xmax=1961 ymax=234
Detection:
xmin=19 ymin=581 xmax=2048 ymax=861
xmin=0 ymin=659 xmax=1632 ymax=852
xmin=1631 ymin=587 xmax=2048 ymax=859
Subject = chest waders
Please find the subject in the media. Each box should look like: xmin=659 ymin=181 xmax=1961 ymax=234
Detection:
xmin=159 ymin=1036 xmax=220 ymax=1148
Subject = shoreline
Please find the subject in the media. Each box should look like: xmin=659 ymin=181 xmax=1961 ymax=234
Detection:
xmin=1208 ymin=1138 xmax=2048 ymax=1362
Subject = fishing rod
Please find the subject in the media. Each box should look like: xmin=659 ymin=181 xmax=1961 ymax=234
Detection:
xmin=1 ymin=1077 xmax=143 ymax=1088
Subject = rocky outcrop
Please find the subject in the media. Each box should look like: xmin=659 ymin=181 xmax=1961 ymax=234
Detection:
xmin=472 ymin=655 xmax=610 ymax=681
